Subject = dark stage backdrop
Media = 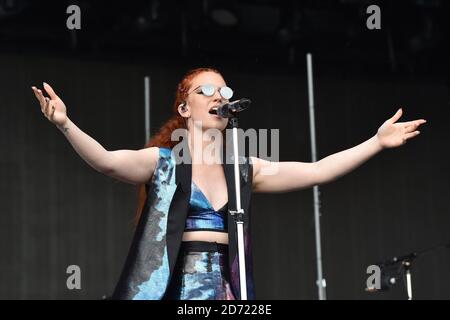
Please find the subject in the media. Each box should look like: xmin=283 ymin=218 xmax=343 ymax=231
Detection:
xmin=1 ymin=53 xmax=449 ymax=299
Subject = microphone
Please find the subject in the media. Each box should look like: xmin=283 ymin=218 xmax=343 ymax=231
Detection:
xmin=209 ymin=98 xmax=251 ymax=118
xmin=379 ymin=252 xmax=417 ymax=267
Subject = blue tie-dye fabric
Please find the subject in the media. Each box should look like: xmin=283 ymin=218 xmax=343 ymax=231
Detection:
xmin=112 ymin=147 xmax=255 ymax=300
xmin=185 ymin=181 xmax=228 ymax=232
xmin=131 ymin=147 xmax=177 ymax=300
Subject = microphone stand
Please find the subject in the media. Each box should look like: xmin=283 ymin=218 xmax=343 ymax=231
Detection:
xmin=383 ymin=253 xmax=416 ymax=300
xmin=375 ymin=243 xmax=450 ymax=300
xmin=228 ymin=114 xmax=248 ymax=300
xmin=404 ymin=260 xmax=413 ymax=300
xmin=212 ymin=99 xmax=251 ymax=300
xmin=380 ymin=253 xmax=417 ymax=300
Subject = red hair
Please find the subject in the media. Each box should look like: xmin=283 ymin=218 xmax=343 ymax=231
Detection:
xmin=135 ymin=67 xmax=222 ymax=225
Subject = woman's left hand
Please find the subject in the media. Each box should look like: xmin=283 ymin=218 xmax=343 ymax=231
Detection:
xmin=376 ymin=108 xmax=427 ymax=149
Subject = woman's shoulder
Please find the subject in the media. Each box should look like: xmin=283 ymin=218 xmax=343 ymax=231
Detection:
xmin=154 ymin=147 xmax=178 ymax=166
xmin=158 ymin=147 xmax=172 ymax=158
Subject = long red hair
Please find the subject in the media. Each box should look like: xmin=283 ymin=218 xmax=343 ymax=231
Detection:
xmin=135 ymin=67 xmax=222 ymax=225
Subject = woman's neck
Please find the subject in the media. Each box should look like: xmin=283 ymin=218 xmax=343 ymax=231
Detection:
xmin=187 ymin=126 xmax=223 ymax=166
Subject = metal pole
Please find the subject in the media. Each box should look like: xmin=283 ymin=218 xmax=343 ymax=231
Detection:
xmin=405 ymin=262 xmax=413 ymax=300
xmin=230 ymin=120 xmax=247 ymax=300
xmin=144 ymin=76 xmax=151 ymax=143
xmin=306 ymin=53 xmax=327 ymax=300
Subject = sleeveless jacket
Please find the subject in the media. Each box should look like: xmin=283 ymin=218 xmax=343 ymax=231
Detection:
xmin=112 ymin=146 xmax=255 ymax=299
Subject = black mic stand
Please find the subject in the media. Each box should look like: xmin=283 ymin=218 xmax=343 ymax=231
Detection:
xmin=226 ymin=113 xmax=248 ymax=300
xmin=372 ymin=243 xmax=450 ymax=300
xmin=382 ymin=253 xmax=417 ymax=300
xmin=213 ymin=98 xmax=251 ymax=300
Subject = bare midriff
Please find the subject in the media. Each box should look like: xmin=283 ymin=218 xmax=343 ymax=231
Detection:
xmin=182 ymin=231 xmax=229 ymax=244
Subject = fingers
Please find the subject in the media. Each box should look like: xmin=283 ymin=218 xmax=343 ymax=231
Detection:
xmin=45 ymin=98 xmax=56 ymax=120
xmin=389 ymin=108 xmax=403 ymax=124
xmin=405 ymin=119 xmax=427 ymax=127
xmin=31 ymin=87 xmax=42 ymax=108
xmin=31 ymin=86 xmax=39 ymax=99
xmin=404 ymin=119 xmax=427 ymax=133
xmin=31 ymin=86 xmax=46 ymax=107
xmin=31 ymin=86 xmax=52 ymax=117
xmin=404 ymin=130 xmax=420 ymax=140
xmin=50 ymin=104 xmax=56 ymax=120
xmin=43 ymin=82 xmax=58 ymax=100
xmin=44 ymin=97 xmax=50 ymax=115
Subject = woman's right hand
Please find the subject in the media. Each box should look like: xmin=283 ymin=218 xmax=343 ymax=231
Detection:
xmin=31 ymin=82 xmax=68 ymax=127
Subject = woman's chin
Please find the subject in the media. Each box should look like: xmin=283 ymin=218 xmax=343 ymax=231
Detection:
xmin=191 ymin=116 xmax=228 ymax=132
xmin=204 ymin=118 xmax=228 ymax=131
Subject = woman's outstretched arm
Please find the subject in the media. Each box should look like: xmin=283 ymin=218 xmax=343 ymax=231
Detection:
xmin=252 ymin=108 xmax=426 ymax=193
xmin=31 ymin=82 xmax=158 ymax=185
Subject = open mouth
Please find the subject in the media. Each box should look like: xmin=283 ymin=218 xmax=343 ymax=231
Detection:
xmin=209 ymin=106 xmax=219 ymax=114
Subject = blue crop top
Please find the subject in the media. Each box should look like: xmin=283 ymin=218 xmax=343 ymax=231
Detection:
xmin=184 ymin=181 xmax=228 ymax=232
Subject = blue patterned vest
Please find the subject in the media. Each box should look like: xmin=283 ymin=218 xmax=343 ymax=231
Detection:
xmin=112 ymin=146 xmax=255 ymax=299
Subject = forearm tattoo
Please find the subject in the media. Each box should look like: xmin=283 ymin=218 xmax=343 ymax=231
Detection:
xmin=58 ymin=124 xmax=70 ymax=133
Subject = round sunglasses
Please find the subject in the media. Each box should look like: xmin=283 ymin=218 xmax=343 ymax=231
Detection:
xmin=188 ymin=84 xmax=233 ymax=100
